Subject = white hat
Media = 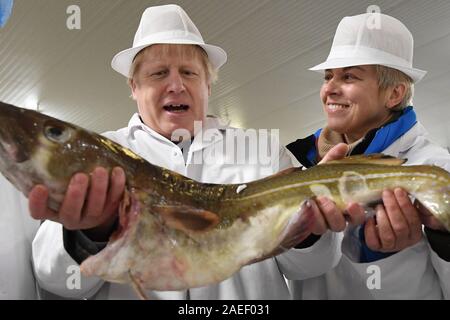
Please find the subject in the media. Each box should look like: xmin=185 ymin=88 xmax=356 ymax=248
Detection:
xmin=111 ymin=4 xmax=227 ymax=78
xmin=310 ymin=13 xmax=427 ymax=83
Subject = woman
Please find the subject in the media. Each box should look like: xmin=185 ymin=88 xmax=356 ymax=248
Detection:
xmin=287 ymin=13 xmax=450 ymax=299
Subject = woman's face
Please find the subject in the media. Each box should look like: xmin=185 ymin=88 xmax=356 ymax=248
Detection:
xmin=320 ymin=65 xmax=392 ymax=143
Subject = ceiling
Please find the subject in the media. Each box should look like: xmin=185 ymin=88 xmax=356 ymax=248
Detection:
xmin=1 ymin=0 xmax=450 ymax=148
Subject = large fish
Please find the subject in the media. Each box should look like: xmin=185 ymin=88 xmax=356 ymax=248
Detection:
xmin=0 ymin=101 xmax=449 ymax=295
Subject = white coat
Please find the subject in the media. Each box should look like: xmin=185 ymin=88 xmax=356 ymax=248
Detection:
xmin=290 ymin=122 xmax=450 ymax=299
xmin=32 ymin=114 xmax=341 ymax=300
xmin=0 ymin=175 xmax=40 ymax=299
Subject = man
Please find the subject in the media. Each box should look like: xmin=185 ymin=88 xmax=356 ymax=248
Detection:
xmin=29 ymin=5 xmax=357 ymax=299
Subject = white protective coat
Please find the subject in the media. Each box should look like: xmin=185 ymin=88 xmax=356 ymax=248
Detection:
xmin=0 ymin=175 xmax=40 ymax=299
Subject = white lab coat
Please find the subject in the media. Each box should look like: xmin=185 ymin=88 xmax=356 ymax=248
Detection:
xmin=0 ymin=175 xmax=40 ymax=299
xmin=290 ymin=122 xmax=450 ymax=299
xmin=32 ymin=114 xmax=341 ymax=300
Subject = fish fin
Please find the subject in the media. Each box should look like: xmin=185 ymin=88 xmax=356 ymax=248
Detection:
xmin=325 ymin=154 xmax=406 ymax=166
xmin=153 ymin=205 xmax=220 ymax=234
xmin=128 ymin=270 xmax=150 ymax=300
xmin=265 ymin=167 xmax=303 ymax=178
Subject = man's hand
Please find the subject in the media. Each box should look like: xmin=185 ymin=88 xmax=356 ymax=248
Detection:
xmin=28 ymin=167 xmax=126 ymax=240
xmin=364 ymin=188 xmax=423 ymax=252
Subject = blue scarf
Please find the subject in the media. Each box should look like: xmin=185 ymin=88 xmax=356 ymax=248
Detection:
xmin=364 ymin=106 xmax=416 ymax=154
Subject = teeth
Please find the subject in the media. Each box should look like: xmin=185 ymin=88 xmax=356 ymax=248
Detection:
xmin=328 ymin=104 xmax=348 ymax=111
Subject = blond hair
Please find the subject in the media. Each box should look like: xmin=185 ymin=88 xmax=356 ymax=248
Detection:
xmin=127 ymin=44 xmax=218 ymax=86
xmin=375 ymin=65 xmax=414 ymax=111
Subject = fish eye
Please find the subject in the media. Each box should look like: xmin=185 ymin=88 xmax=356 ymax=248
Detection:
xmin=44 ymin=125 xmax=72 ymax=143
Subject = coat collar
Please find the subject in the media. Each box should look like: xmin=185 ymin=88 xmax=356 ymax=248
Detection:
xmin=126 ymin=113 xmax=229 ymax=151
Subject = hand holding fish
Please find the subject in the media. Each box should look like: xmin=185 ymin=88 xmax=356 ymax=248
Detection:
xmin=364 ymin=188 xmax=423 ymax=252
xmin=28 ymin=166 xmax=126 ymax=240
xmin=307 ymin=197 xmax=365 ymax=235
xmin=362 ymin=186 xmax=448 ymax=253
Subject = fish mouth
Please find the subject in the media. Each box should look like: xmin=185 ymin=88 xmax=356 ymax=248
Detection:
xmin=163 ymin=104 xmax=190 ymax=113
xmin=0 ymin=103 xmax=34 ymax=163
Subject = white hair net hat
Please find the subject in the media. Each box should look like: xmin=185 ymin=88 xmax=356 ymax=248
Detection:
xmin=310 ymin=13 xmax=427 ymax=83
xmin=111 ymin=4 xmax=227 ymax=78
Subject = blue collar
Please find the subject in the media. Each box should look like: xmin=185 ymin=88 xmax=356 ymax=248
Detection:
xmin=364 ymin=106 xmax=417 ymax=154
xmin=310 ymin=107 xmax=417 ymax=164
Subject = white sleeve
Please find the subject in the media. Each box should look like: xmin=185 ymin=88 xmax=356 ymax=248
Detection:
xmin=277 ymin=146 xmax=295 ymax=171
xmin=32 ymin=220 xmax=105 ymax=299
xmin=338 ymin=237 xmax=442 ymax=299
xmin=428 ymin=244 xmax=450 ymax=299
xmin=0 ymin=176 xmax=40 ymax=299
xmin=276 ymin=231 xmax=343 ymax=280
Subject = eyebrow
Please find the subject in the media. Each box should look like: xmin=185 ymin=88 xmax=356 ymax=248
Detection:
xmin=343 ymin=66 xmax=365 ymax=72
xmin=325 ymin=66 xmax=365 ymax=72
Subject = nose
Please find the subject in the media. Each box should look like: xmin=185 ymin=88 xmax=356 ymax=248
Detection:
xmin=166 ymin=71 xmax=185 ymax=94
xmin=321 ymin=78 xmax=341 ymax=98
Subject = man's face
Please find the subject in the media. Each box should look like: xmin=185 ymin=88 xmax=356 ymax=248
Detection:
xmin=320 ymin=65 xmax=391 ymax=142
xmin=131 ymin=44 xmax=211 ymax=139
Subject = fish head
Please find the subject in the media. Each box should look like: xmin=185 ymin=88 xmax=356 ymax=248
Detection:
xmin=0 ymin=101 xmax=125 ymax=209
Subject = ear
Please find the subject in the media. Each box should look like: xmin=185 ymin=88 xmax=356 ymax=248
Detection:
xmin=385 ymin=83 xmax=407 ymax=110
xmin=129 ymin=78 xmax=138 ymax=100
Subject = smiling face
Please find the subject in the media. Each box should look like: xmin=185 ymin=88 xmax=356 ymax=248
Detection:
xmin=130 ymin=44 xmax=211 ymax=139
xmin=320 ymin=65 xmax=395 ymax=143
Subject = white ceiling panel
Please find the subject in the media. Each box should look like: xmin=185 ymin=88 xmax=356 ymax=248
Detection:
xmin=0 ymin=0 xmax=449 ymax=148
